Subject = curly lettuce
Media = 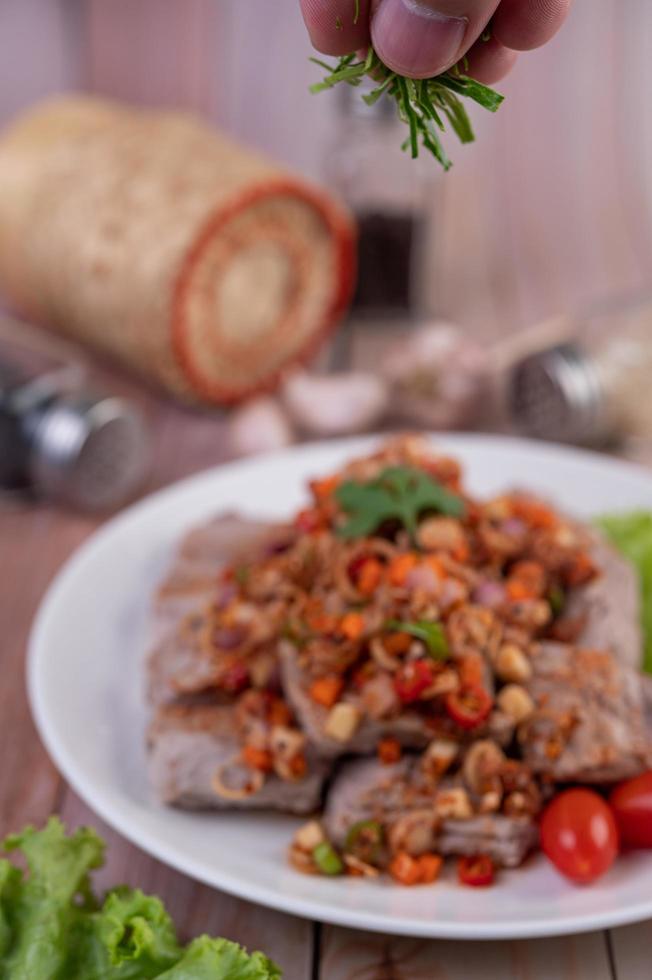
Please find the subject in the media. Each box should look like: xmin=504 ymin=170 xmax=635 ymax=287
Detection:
xmin=597 ymin=511 xmax=652 ymax=674
xmin=0 ymin=818 xmax=280 ymax=980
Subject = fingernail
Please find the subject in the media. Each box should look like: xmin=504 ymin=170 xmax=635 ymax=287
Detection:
xmin=371 ymin=0 xmax=467 ymax=77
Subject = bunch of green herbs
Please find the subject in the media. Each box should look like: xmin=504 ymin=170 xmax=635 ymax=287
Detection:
xmin=310 ymin=44 xmax=503 ymax=170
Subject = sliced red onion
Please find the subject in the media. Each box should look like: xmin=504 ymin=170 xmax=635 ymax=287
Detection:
xmin=215 ymin=582 xmax=238 ymax=610
xmin=501 ymin=517 xmax=526 ymax=537
xmin=405 ymin=564 xmax=439 ymax=594
xmin=472 ymin=581 xmax=506 ymax=608
xmin=213 ymin=626 xmax=247 ymax=650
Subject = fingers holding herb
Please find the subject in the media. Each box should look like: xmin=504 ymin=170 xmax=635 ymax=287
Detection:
xmin=300 ymin=0 xmax=371 ymax=55
xmin=461 ymin=33 xmax=518 ymax=83
xmin=491 ymin=0 xmax=573 ymax=51
xmin=310 ymin=45 xmax=504 ymax=168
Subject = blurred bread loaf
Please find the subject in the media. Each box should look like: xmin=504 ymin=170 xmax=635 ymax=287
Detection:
xmin=0 ymin=97 xmax=355 ymax=404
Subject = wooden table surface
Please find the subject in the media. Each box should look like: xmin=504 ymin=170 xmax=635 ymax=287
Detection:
xmin=1 ymin=351 xmax=651 ymax=980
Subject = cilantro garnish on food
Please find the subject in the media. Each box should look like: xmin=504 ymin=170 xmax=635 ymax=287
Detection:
xmin=0 ymin=818 xmax=280 ymax=979
xmin=385 ymin=619 xmax=449 ymax=660
xmin=335 ymin=464 xmax=464 ymax=540
xmin=310 ymin=39 xmax=503 ymax=169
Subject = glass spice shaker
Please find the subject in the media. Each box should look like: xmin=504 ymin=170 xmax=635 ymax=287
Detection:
xmin=507 ymin=294 xmax=652 ymax=446
xmin=0 ymin=316 xmax=148 ymax=510
xmin=323 ymin=81 xmax=437 ymax=326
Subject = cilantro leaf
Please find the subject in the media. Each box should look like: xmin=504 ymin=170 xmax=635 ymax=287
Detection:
xmin=385 ymin=620 xmax=449 ymax=660
xmin=334 ymin=465 xmax=464 ymax=541
xmin=309 ymin=46 xmax=503 ymax=169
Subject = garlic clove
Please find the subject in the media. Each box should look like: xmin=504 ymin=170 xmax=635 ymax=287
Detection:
xmin=227 ymin=396 xmax=295 ymax=457
xmin=380 ymin=322 xmax=489 ymax=430
xmin=281 ymin=370 xmax=389 ymax=437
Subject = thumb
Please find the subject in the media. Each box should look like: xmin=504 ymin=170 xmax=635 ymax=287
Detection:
xmin=370 ymin=0 xmax=501 ymax=78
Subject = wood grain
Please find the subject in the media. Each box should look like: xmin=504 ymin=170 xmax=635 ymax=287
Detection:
xmin=320 ymin=927 xmax=613 ymax=980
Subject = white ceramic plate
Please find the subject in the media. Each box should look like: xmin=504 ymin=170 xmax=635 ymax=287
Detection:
xmin=28 ymin=435 xmax=652 ymax=940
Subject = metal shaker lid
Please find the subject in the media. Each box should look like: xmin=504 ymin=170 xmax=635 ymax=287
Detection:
xmin=507 ymin=342 xmax=609 ymax=445
xmin=26 ymin=393 xmax=148 ymax=511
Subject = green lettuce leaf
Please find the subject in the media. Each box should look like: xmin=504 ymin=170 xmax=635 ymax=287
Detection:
xmin=157 ymin=936 xmax=281 ymax=980
xmin=64 ymin=887 xmax=181 ymax=979
xmin=597 ymin=511 xmax=652 ymax=674
xmin=1 ymin=818 xmax=104 ymax=980
xmin=0 ymin=818 xmax=281 ymax=979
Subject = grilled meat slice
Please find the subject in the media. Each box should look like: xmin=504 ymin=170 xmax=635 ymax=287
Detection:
xmin=147 ymin=702 xmax=330 ymax=813
xmin=520 ymin=642 xmax=651 ymax=782
xmin=323 ymin=756 xmax=538 ymax=868
xmin=558 ymin=532 xmax=642 ymax=668
xmin=280 ymin=642 xmax=440 ymax=758
xmin=147 ymin=515 xmax=288 ymax=704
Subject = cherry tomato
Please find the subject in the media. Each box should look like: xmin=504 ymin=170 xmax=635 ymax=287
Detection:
xmin=393 ymin=660 xmax=435 ymax=703
xmin=609 ymin=771 xmax=652 ymax=849
xmin=445 ymin=685 xmax=493 ymax=730
xmin=540 ymin=789 xmax=619 ymax=884
xmin=457 ymin=855 xmax=495 ymax=887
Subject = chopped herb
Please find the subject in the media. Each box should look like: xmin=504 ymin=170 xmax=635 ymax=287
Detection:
xmin=548 ymin=585 xmax=565 ymax=617
xmin=312 ymin=841 xmax=344 ymax=875
xmin=335 ymin=465 xmax=465 ymax=541
xmin=353 ymin=0 xmax=360 ymax=24
xmin=385 ymin=619 xmax=449 ymax=660
xmin=234 ymin=565 xmax=249 ymax=586
xmin=309 ymin=46 xmax=503 ymax=169
xmin=335 ymin=15 xmax=343 ymax=30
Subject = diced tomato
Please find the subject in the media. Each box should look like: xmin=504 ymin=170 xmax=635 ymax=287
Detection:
xmin=287 ymin=753 xmax=307 ymax=779
xmin=339 ymin=611 xmax=365 ymax=641
xmin=506 ymin=579 xmax=535 ymax=601
xmin=356 ymin=558 xmax=384 ymax=596
xmin=563 ymin=552 xmax=597 ymax=588
xmin=458 ymin=653 xmax=485 ymax=689
xmin=445 ymin=685 xmax=493 ymax=730
xmin=310 ymin=475 xmax=340 ymax=500
xmin=389 ymin=851 xmax=422 ymax=886
xmin=268 ymin=698 xmax=292 ymax=727
xmin=243 ymin=746 xmax=273 ymax=772
xmin=457 ymin=855 xmax=495 ymax=887
xmin=609 ymin=771 xmax=652 ymax=849
xmin=377 ymin=737 xmax=402 ymax=765
xmin=417 ymin=854 xmax=444 ymax=884
xmin=306 ymin=609 xmax=338 ymax=633
xmin=309 ymin=676 xmax=344 ymax=708
xmin=295 ymin=508 xmax=326 ymax=533
xmin=540 ymin=789 xmax=619 ymax=883
xmin=389 ymin=851 xmax=443 ymax=886
xmin=388 ymin=553 xmax=419 ymax=587
xmin=383 ymin=631 xmax=413 ymax=656
xmin=393 ymin=660 xmax=436 ymax=703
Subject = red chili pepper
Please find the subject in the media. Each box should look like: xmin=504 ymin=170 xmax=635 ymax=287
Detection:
xmin=393 ymin=660 xmax=435 ymax=704
xmin=445 ymin=685 xmax=493 ymax=730
xmin=221 ymin=661 xmax=249 ymax=694
xmin=457 ymin=855 xmax=495 ymax=887
xmin=295 ymin=508 xmax=326 ymax=533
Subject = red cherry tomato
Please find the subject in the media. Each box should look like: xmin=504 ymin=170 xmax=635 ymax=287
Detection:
xmin=540 ymin=789 xmax=619 ymax=884
xmin=609 ymin=771 xmax=652 ymax=849
xmin=393 ymin=660 xmax=435 ymax=704
xmin=444 ymin=685 xmax=493 ymax=730
xmin=457 ymin=855 xmax=495 ymax=887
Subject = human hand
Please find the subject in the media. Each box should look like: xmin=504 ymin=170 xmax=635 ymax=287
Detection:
xmin=299 ymin=0 xmax=573 ymax=83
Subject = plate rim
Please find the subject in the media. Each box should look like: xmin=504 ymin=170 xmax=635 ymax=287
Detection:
xmin=27 ymin=433 xmax=652 ymax=940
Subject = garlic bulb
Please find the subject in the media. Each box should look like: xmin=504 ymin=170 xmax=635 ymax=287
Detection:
xmin=380 ymin=322 xmax=489 ymax=430
xmin=227 ymin=396 xmax=295 ymax=456
xmin=281 ymin=370 xmax=389 ymax=437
